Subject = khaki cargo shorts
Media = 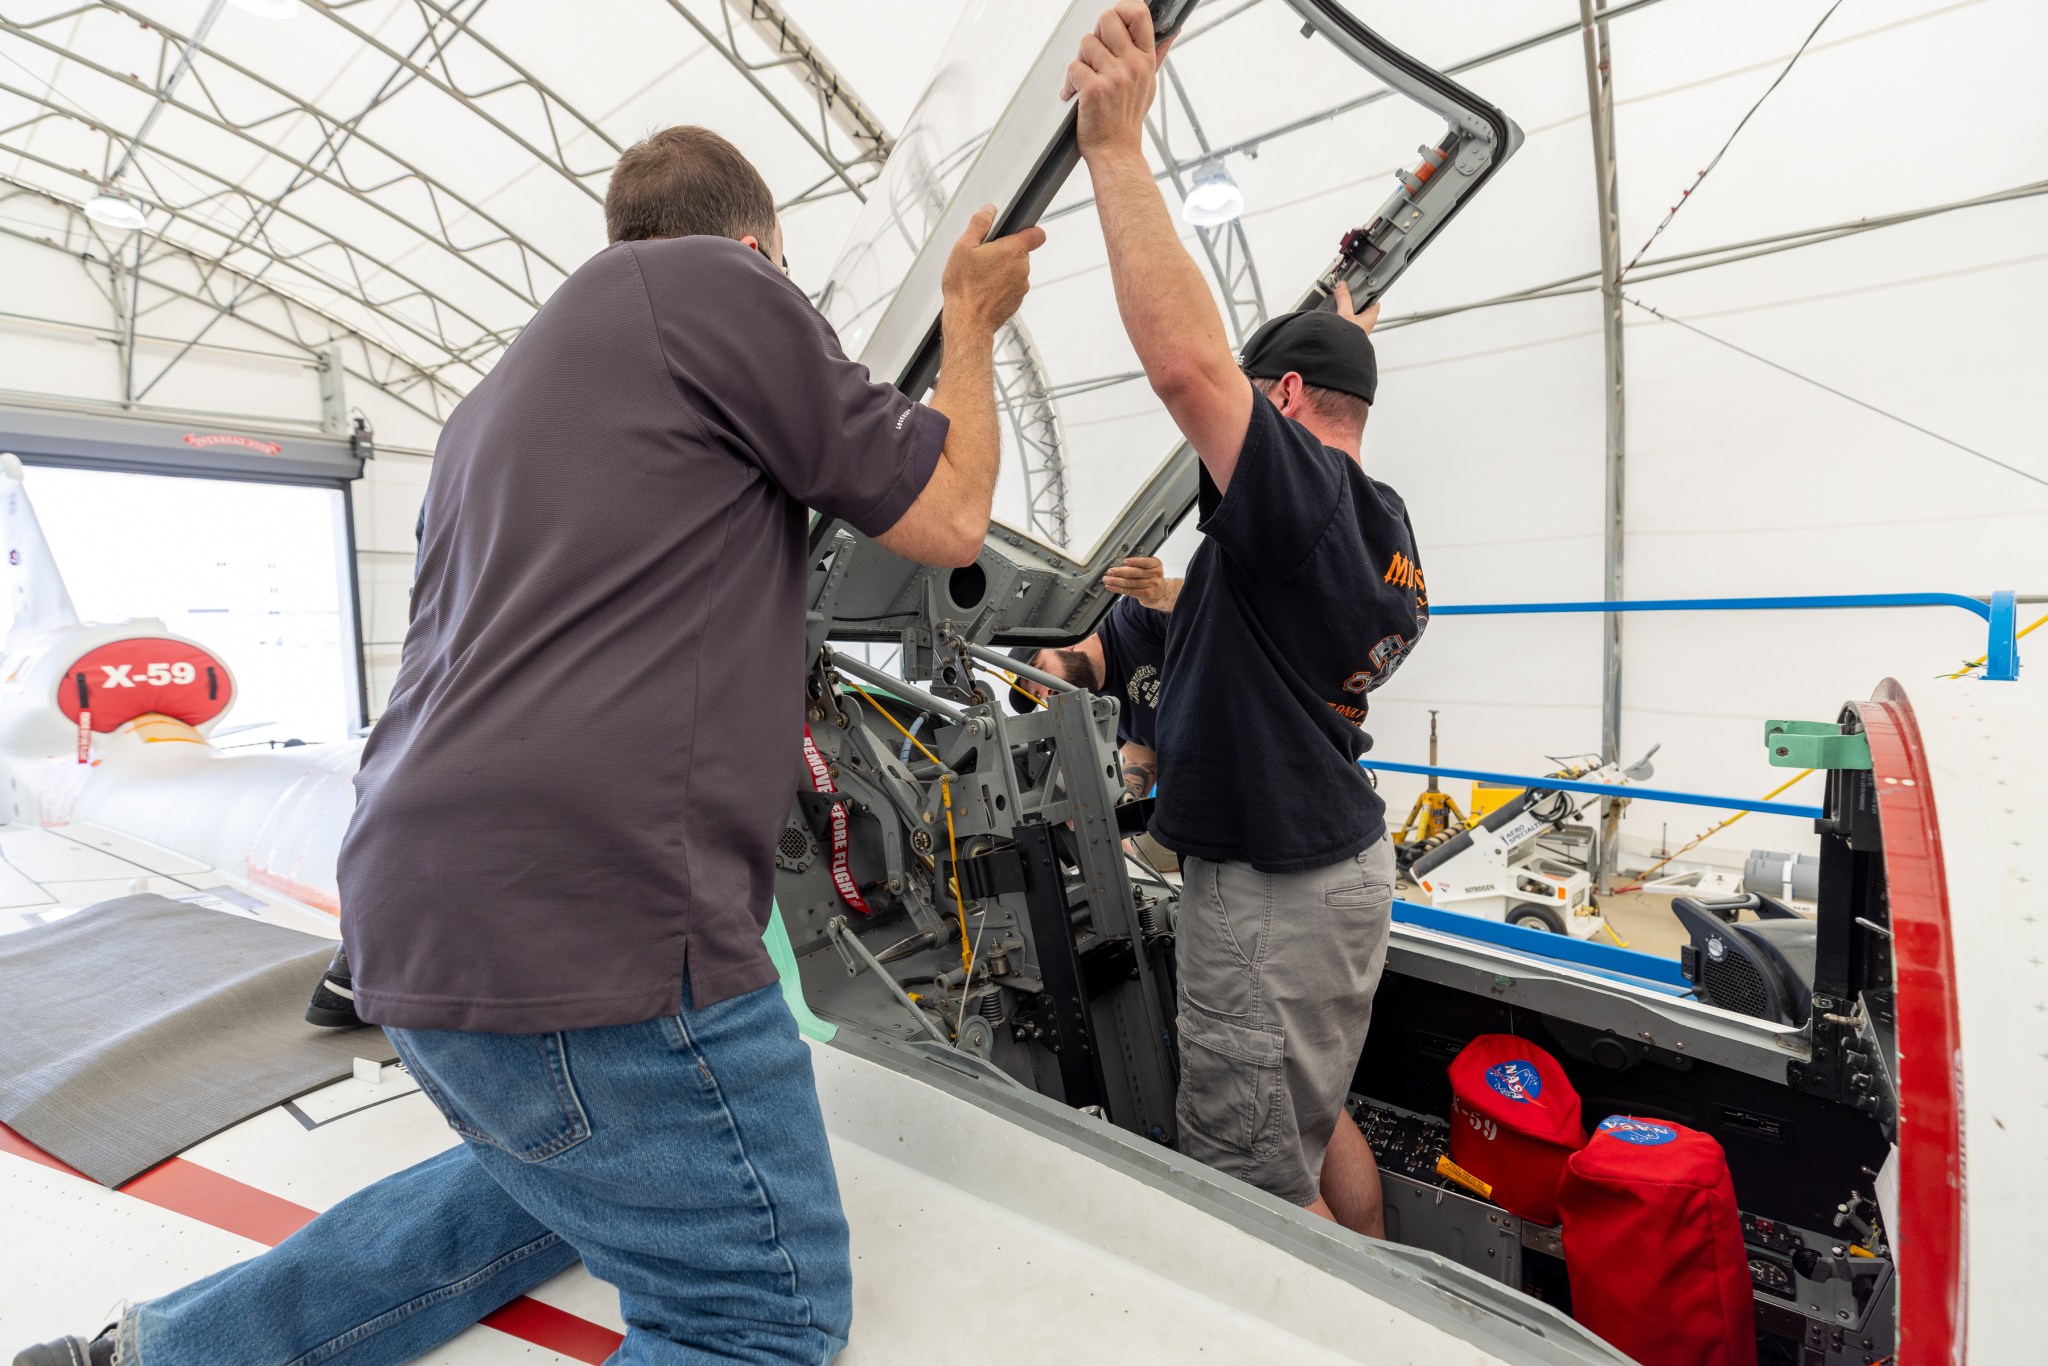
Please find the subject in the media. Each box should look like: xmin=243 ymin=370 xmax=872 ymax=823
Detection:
xmin=1174 ymin=837 xmax=1396 ymax=1205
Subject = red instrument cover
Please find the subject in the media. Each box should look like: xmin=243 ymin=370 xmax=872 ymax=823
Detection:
xmin=58 ymin=638 xmax=232 ymax=732
xmin=1446 ymin=1033 xmax=1585 ymax=1224
xmin=1557 ymin=1116 xmax=1758 ymax=1366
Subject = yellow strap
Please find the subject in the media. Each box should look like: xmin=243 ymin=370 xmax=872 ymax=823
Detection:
xmin=1436 ymin=1154 xmax=1493 ymax=1200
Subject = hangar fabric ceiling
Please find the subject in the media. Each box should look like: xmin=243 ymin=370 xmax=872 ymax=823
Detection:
xmin=1 ymin=0 xmax=2043 ymax=845
xmin=1 ymin=0 xmax=2039 ymax=461
xmin=0 ymin=0 xmax=943 ymax=428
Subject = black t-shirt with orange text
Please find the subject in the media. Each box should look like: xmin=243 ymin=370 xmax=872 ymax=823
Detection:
xmin=1152 ymin=390 xmax=1426 ymax=873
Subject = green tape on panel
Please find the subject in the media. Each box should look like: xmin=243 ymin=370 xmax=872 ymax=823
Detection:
xmin=765 ymin=904 xmax=835 ymax=1042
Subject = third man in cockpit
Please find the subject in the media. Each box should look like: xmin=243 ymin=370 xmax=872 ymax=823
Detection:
xmin=1065 ymin=3 xmax=1429 ymax=1238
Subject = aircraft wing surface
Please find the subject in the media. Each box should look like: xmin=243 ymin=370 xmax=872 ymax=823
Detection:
xmin=0 ymin=882 xmax=1532 ymax=1364
xmin=0 ymin=821 xmax=340 ymax=940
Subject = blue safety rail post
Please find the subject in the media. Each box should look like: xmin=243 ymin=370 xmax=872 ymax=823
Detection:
xmin=1985 ymin=590 xmax=2019 ymax=681
xmin=1358 ymin=760 xmax=1826 ymax=820
xmin=1431 ymin=591 xmax=2022 ymax=682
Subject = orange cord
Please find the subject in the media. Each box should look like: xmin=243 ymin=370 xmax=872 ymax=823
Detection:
xmin=846 ymin=683 xmax=973 ymax=975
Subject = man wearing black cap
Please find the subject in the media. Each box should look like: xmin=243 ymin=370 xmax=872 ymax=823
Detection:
xmin=1065 ymin=4 xmax=1429 ymax=1239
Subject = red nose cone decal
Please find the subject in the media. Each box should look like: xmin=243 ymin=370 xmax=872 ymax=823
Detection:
xmin=58 ymin=638 xmax=232 ymax=732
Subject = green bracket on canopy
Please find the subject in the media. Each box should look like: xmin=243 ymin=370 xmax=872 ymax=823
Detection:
xmin=764 ymin=904 xmax=835 ymax=1042
xmin=1764 ymin=719 xmax=1871 ymax=771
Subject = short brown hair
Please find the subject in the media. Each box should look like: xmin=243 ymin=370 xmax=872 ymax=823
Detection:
xmin=1251 ymin=376 xmax=1371 ymax=434
xmin=604 ymin=126 xmax=777 ymax=245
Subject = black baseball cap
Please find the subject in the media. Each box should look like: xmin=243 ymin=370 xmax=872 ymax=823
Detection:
xmin=1005 ymin=645 xmax=1042 ymax=714
xmin=1239 ymin=309 xmax=1377 ymax=405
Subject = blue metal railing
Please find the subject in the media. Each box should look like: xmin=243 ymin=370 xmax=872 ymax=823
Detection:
xmin=1359 ymin=759 xmax=1824 ymax=820
xmin=1364 ymin=757 xmax=1814 ymax=986
xmin=1430 ymin=590 xmax=2021 ymax=681
xmin=1360 ymin=591 xmax=2020 ymax=980
xmin=1392 ymin=898 xmax=1691 ymax=992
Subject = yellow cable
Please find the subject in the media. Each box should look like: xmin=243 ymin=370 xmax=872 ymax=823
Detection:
xmin=1629 ymin=767 xmax=1817 ymax=885
xmin=941 ymin=778 xmax=970 ymax=974
xmin=1945 ymin=611 xmax=2047 ymax=677
xmin=848 ymin=682 xmax=943 ymax=767
xmin=845 ymin=682 xmax=973 ymax=976
xmin=959 ymin=657 xmax=1052 ymax=714
xmin=997 ymin=669 xmax=1046 ymax=711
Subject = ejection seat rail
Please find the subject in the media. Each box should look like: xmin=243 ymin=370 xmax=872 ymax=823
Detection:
xmin=1431 ymin=590 xmax=2023 ymax=681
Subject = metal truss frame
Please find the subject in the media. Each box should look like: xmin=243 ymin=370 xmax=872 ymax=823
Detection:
xmin=0 ymin=0 xmax=1063 ymax=530
xmin=0 ymin=105 xmax=515 ymax=391
xmin=1147 ymin=61 xmax=1268 ymax=346
xmin=302 ymin=0 xmax=619 ymax=200
xmin=6 ymin=3 xmax=577 ymax=305
xmin=0 ymin=0 xmax=905 ymax=420
xmin=0 ymin=8 xmax=572 ymax=398
xmin=654 ymin=0 xmax=891 ymax=212
xmin=991 ymin=317 xmax=1071 ymax=550
xmin=0 ymin=177 xmax=464 ymax=426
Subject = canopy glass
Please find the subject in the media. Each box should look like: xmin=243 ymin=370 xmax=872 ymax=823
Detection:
xmin=818 ymin=0 xmax=1454 ymax=564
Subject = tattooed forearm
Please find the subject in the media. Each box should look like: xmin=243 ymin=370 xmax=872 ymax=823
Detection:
xmin=1120 ymin=760 xmax=1157 ymax=797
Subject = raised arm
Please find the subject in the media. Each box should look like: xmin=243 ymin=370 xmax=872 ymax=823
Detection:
xmin=876 ymin=206 xmax=1046 ymax=566
xmin=1065 ymin=4 xmax=1253 ymax=493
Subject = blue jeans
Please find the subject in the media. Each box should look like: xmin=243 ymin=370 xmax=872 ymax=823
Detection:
xmin=119 ymin=982 xmax=851 ymax=1365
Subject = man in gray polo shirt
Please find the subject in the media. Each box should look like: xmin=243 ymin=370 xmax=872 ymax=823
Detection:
xmin=18 ymin=127 xmax=1039 ymax=1366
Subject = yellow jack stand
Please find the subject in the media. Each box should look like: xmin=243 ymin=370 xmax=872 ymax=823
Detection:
xmin=1393 ymin=710 xmax=1469 ymax=853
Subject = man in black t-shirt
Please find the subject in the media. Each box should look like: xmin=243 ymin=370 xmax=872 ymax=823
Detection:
xmin=1068 ymin=6 xmax=1429 ymax=1239
xmin=1008 ymin=557 xmax=1178 ymax=798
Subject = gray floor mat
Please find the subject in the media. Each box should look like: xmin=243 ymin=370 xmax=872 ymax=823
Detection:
xmin=0 ymin=892 xmax=394 ymax=1185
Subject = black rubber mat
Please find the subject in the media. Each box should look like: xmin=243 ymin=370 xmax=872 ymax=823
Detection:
xmin=0 ymin=893 xmax=394 ymax=1185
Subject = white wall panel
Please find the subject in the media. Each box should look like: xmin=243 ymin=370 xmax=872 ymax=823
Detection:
xmin=1364 ymin=288 xmax=1607 ymax=835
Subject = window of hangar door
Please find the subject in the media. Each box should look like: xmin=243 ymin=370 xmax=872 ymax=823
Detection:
xmin=0 ymin=406 xmax=369 ymax=745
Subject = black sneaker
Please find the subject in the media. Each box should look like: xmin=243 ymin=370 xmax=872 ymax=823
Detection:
xmin=14 ymin=1325 xmax=114 ymax=1366
xmin=305 ymin=941 xmax=364 ymax=1029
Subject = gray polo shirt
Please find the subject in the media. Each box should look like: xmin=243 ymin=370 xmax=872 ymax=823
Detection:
xmin=338 ymin=235 xmax=945 ymax=1033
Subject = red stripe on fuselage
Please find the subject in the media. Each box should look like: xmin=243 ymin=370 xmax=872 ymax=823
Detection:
xmin=0 ymin=1123 xmax=623 ymax=1363
xmin=480 ymin=1296 xmax=633 ymax=1363
xmin=1860 ymin=684 xmax=1965 ymax=1364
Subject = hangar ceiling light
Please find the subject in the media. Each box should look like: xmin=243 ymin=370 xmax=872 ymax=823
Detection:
xmin=1181 ymin=157 xmax=1244 ymax=227
xmin=226 ymin=0 xmax=297 ymax=18
xmin=82 ymin=190 xmax=147 ymax=231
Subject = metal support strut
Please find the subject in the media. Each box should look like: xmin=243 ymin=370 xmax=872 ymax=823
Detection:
xmin=1579 ymin=0 xmax=1627 ymax=892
